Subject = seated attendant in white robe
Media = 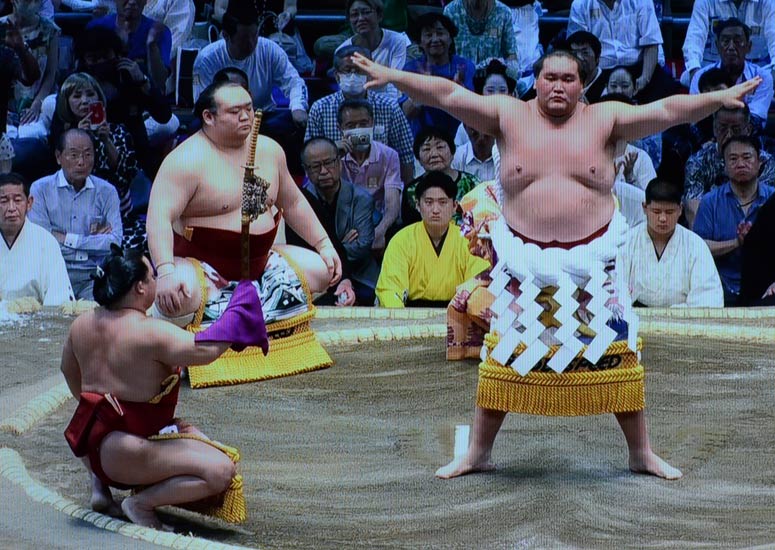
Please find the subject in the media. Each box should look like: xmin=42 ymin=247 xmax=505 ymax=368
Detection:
xmin=617 ymin=178 xmax=723 ymax=308
xmin=0 ymin=173 xmax=74 ymax=307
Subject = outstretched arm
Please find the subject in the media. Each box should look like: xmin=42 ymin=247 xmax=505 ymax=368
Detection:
xmin=351 ymin=53 xmax=504 ymax=138
xmin=610 ymin=77 xmax=762 ymax=142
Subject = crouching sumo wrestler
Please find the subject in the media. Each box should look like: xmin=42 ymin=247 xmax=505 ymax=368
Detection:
xmin=62 ymin=245 xmax=268 ymax=529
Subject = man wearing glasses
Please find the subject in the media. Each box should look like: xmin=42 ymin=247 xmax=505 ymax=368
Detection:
xmin=28 ymin=128 xmax=122 ymax=301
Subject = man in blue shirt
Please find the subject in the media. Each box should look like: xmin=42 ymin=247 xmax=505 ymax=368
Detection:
xmin=87 ymin=0 xmax=172 ymax=92
xmin=694 ymin=135 xmax=775 ymax=306
xmin=28 ymin=129 xmax=123 ymax=300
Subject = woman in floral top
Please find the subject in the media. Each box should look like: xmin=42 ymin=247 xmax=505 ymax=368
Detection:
xmin=0 ymin=0 xmax=59 ymax=126
xmin=48 ymin=73 xmax=142 ymax=247
xmin=401 ymin=126 xmax=480 ymax=228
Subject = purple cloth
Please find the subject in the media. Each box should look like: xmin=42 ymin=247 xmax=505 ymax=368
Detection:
xmin=194 ymin=281 xmax=269 ymax=354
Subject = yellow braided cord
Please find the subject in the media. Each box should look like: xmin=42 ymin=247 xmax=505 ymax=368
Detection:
xmin=477 ymin=334 xmax=645 ymax=416
xmin=188 ymin=258 xmax=208 ymax=328
xmin=483 ymin=332 xmax=643 ymax=358
xmin=188 ymin=328 xmax=332 ymax=388
xmin=146 ymin=433 xmax=246 ymax=523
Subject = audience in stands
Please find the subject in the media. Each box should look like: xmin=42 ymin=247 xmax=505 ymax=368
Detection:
xmin=568 ymin=0 xmax=679 ymax=103
xmin=740 ymin=193 xmax=775 ymax=306
xmin=566 ymin=30 xmax=606 ymax=104
xmin=684 ymin=106 xmax=775 ymax=227
xmin=305 ymin=45 xmax=414 ymax=186
xmin=400 ymin=12 xmax=475 ymax=138
xmin=689 ymin=18 xmax=774 ymax=130
xmin=335 ymin=0 xmax=409 ymax=100
xmin=403 ymin=127 xmax=480 ymax=228
xmin=691 ymin=67 xmax=730 ymax=150
xmin=0 ymin=172 xmax=74 ymax=305
xmin=287 ymin=137 xmax=379 ymax=306
xmin=602 ymin=66 xmax=662 ymax=167
xmin=47 ymin=73 xmax=142 ymax=247
xmin=337 ymin=99 xmax=401 ymax=251
xmin=442 ymin=0 xmax=518 ymax=66
xmin=452 ymin=124 xmax=496 ymax=182
xmin=143 ymin=0 xmax=195 ymax=86
xmin=313 ymin=0 xmax=407 ymax=62
xmin=193 ymin=0 xmax=308 ymax=163
xmin=509 ymin=0 xmax=543 ymax=83
xmin=1 ymin=0 xmax=59 ymax=127
xmin=694 ymin=135 xmax=775 ymax=306
xmin=376 ymin=171 xmax=489 ymax=308
xmin=455 ymin=59 xmax=515 ymax=145
xmin=74 ymin=27 xmax=173 ymax=177
xmin=28 ymin=128 xmax=122 ymax=300
xmin=682 ymin=0 xmax=775 ymax=86
xmin=87 ymin=0 xmax=172 ymax=91
xmin=253 ymin=0 xmax=313 ymax=74
xmin=618 ymin=177 xmax=723 ymax=308
xmin=1 ymin=23 xmax=41 ymax=174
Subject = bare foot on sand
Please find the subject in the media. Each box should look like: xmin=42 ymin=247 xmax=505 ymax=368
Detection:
xmin=121 ymin=497 xmax=173 ymax=531
xmin=90 ymin=476 xmax=123 ymax=517
xmin=629 ymin=450 xmax=683 ymax=480
xmin=435 ymin=453 xmax=496 ymax=479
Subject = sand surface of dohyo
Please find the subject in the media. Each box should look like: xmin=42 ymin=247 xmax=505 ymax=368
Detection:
xmin=2 ymin=309 xmax=775 ymax=549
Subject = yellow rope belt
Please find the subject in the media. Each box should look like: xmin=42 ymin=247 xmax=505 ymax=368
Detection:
xmin=477 ymin=334 xmax=645 ymax=417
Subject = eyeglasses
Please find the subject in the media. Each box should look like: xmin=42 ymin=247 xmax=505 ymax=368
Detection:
xmin=349 ymin=8 xmax=374 ymax=19
xmin=63 ymin=151 xmax=94 ymax=162
xmin=148 ymin=257 xmax=158 ymax=280
xmin=304 ymin=158 xmax=339 ymax=173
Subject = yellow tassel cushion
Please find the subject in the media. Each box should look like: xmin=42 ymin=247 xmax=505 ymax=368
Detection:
xmin=184 ymin=255 xmax=333 ymax=388
xmin=144 ymin=433 xmax=247 ymax=523
xmin=477 ymin=334 xmax=645 ymax=417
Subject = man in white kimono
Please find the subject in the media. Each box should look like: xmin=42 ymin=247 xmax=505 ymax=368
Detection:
xmin=0 ymin=173 xmax=74 ymax=307
xmin=618 ymin=178 xmax=723 ymax=308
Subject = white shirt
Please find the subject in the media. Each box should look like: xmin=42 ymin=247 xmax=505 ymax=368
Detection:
xmin=617 ymin=223 xmax=724 ymax=307
xmin=614 ymin=143 xmax=657 ymax=191
xmin=144 ymin=0 xmax=196 ymax=56
xmin=690 ymin=61 xmax=774 ymax=121
xmin=193 ymin=38 xmax=308 ymax=112
xmin=511 ymin=1 xmax=544 ymax=74
xmin=613 ymin=177 xmax=646 ymax=228
xmin=682 ymin=0 xmax=775 ymax=72
xmin=452 ymin=141 xmax=497 ymax=182
xmin=336 ymin=29 xmax=409 ymax=100
xmin=567 ymin=0 xmax=664 ymax=69
xmin=0 ymin=220 xmax=74 ymax=306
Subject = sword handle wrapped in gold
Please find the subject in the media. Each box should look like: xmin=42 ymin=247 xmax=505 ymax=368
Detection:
xmin=241 ymin=110 xmax=263 ymax=280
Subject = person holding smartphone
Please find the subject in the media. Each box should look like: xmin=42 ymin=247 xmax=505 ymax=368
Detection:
xmin=43 ymin=73 xmax=142 ymax=249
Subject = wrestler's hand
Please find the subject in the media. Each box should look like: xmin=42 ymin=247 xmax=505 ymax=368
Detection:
xmin=763 ymin=282 xmax=775 ymax=299
xmin=719 ymin=76 xmax=762 ymax=108
xmin=351 ymin=53 xmax=398 ymax=90
xmin=616 ymin=150 xmax=638 ymax=183
xmin=155 ymin=269 xmax=192 ymax=317
xmin=318 ymin=242 xmax=342 ymax=287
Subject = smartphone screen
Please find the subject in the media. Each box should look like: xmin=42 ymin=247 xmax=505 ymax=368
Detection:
xmin=88 ymin=102 xmax=105 ymax=128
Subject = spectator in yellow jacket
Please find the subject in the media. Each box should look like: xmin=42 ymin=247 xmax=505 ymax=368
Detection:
xmin=376 ymin=170 xmax=489 ymax=307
